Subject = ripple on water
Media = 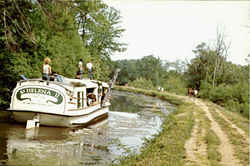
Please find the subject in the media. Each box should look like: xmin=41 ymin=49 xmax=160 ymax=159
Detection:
xmin=0 ymin=90 xmax=175 ymax=165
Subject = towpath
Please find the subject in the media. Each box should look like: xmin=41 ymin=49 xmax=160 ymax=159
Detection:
xmin=166 ymin=92 xmax=249 ymax=166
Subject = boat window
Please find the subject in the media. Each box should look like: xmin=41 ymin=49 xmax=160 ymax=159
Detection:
xmin=86 ymin=88 xmax=96 ymax=106
xmin=77 ymin=92 xmax=81 ymax=108
xmin=86 ymin=88 xmax=94 ymax=93
xmin=82 ymin=92 xmax=84 ymax=107
xmin=77 ymin=91 xmax=85 ymax=108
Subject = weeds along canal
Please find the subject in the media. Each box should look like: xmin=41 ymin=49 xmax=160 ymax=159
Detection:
xmin=0 ymin=90 xmax=175 ymax=165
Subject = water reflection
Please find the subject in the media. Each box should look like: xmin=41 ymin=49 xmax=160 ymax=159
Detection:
xmin=0 ymin=90 xmax=175 ymax=165
xmin=110 ymin=90 xmax=175 ymax=115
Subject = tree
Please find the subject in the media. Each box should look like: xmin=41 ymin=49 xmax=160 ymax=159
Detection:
xmin=0 ymin=0 xmax=126 ymax=107
xmin=74 ymin=0 xmax=127 ymax=60
xmin=212 ymin=28 xmax=231 ymax=86
xmin=185 ymin=42 xmax=217 ymax=89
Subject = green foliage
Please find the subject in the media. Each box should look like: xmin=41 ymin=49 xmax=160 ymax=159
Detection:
xmin=128 ymin=77 xmax=155 ymax=90
xmin=112 ymin=42 xmax=249 ymax=119
xmin=185 ymin=43 xmax=217 ymax=89
xmin=185 ymin=41 xmax=249 ymax=119
xmin=199 ymin=81 xmax=249 ymax=118
xmin=46 ymin=34 xmax=90 ymax=78
xmin=136 ymin=55 xmax=165 ymax=86
xmin=198 ymin=80 xmax=213 ymax=99
xmin=0 ymin=0 xmax=126 ymax=107
xmin=164 ymin=75 xmax=187 ymax=95
xmin=75 ymin=0 xmax=126 ymax=60
xmin=111 ymin=59 xmax=139 ymax=85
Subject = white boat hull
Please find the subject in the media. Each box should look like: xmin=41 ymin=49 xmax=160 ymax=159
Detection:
xmin=8 ymin=76 xmax=112 ymax=128
xmin=12 ymin=106 xmax=109 ymax=127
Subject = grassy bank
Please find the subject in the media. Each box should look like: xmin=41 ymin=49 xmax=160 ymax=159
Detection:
xmin=112 ymin=86 xmax=250 ymax=165
xmin=114 ymin=86 xmax=184 ymax=106
xmin=112 ymin=86 xmax=195 ymax=165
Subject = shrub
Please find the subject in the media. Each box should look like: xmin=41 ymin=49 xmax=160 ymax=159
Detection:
xmin=129 ymin=77 xmax=155 ymax=90
xmin=208 ymin=85 xmax=233 ymax=104
xmin=199 ymin=81 xmax=249 ymax=118
xmin=163 ymin=75 xmax=187 ymax=95
xmin=199 ymin=81 xmax=213 ymax=99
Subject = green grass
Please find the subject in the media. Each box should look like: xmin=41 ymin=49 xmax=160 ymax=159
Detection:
xmin=111 ymin=103 xmax=194 ymax=166
xmin=114 ymin=86 xmax=184 ymax=106
xmin=205 ymin=129 xmax=221 ymax=166
xmin=112 ymin=86 xmax=195 ymax=165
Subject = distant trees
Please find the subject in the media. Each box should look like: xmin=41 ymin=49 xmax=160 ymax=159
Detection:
xmin=111 ymin=44 xmax=249 ymax=117
xmin=113 ymin=55 xmax=164 ymax=86
xmin=184 ymin=34 xmax=249 ymax=117
xmin=110 ymin=55 xmax=187 ymax=93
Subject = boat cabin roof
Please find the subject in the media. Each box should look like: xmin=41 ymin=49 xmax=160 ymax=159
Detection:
xmin=17 ymin=75 xmax=109 ymax=91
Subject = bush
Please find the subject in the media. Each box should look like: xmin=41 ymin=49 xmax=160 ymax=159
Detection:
xmin=199 ymin=81 xmax=213 ymax=99
xmin=199 ymin=81 xmax=249 ymax=118
xmin=208 ymin=85 xmax=233 ymax=104
xmin=129 ymin=77 xmax=155 ymax=90
xmin=164 ymin=75 xmax=187 ymax=95
xmin=232 ymin=82 xmax=249 ymax=118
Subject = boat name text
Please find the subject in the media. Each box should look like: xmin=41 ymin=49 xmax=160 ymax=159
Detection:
xmin=16 ymin=88 xmax=63 ymax=104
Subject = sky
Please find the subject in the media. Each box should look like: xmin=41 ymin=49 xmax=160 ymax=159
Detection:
xmin=103 ymin=0 xmax=250 ymax=65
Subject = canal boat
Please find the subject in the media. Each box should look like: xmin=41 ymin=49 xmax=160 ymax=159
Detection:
xmin=7 ymin=71 xmax=119 ymax=128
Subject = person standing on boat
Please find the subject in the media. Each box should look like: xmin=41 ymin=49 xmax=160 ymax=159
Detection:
xmin=41 ymin=57 xmax=52 ymax=85
xmin=78 ymin=59 xmax=83 ymax=79
xmin=86 ymin=60 xmax=93 ymax=79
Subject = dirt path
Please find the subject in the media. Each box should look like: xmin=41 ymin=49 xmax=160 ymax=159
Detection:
xmin=193 ymin=99 xmax=241 ymax=166
xmin=184 ymin=112 xmax=208 ymax=166
xmin=174 ymin=94 xmax=242 ymax=165
xmin=163 ymin=92 xmax=247 ymax=165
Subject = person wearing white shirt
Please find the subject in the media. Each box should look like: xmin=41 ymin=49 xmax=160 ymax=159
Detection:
xmin=86 ymin=60 xmax=93 ymax=79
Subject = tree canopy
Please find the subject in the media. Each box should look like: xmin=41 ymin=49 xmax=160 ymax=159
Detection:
xmin=0 ymin=0 xmax=126 ymax=106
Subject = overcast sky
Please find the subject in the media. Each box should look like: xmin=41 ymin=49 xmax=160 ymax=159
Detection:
xmin=103 ymin=0 xmax=250 ymax=65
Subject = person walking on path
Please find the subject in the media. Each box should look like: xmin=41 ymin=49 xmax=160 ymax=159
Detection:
xmin=86 ymin=60 xmax=93 ymax=79
xmin=78 ymin=59 xmax=83 ymax=79
xmin=41 ymin=57 xmax=52 ymax=85
xmin=194 ymin=88 xmax=198 ymax=97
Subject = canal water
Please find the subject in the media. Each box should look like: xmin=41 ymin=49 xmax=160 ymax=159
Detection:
xmin=0 ymin=90 xmax=175 ymax=165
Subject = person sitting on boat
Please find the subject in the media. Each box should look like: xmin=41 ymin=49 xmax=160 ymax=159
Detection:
xmin=86 ymin=60 xmax=93 ymax=79
xmin=41 ymin=57 xmax=52 ymax=85
xmin=87 ymin=93 xmax=96 ymax=106
xmin=78 ymin=59 xmax=83 ymax=79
